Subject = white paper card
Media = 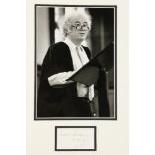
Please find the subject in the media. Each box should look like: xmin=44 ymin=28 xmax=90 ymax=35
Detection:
xmin=56 ymin=127 xmax=96 ymax=150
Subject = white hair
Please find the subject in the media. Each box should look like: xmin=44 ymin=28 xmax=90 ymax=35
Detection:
xmin=62 ymin=10 xmax=92 ymax=37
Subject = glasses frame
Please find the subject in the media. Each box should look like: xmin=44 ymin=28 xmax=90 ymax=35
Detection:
xmin=71 ymin=23 xmax=90 ymax=30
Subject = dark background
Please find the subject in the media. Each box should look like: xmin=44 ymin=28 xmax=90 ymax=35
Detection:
xmin=36 ymin=6 xmax=116 ymax=117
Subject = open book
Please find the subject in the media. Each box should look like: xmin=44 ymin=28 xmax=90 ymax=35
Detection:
xmin=67 ymin=42 xmax=114 ymax=86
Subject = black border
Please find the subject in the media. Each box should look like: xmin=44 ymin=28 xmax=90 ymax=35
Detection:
xmin=34 ymin=4 xmax=117 ymax=120
xmin=55 ymin=126 xmax=97 ymax=151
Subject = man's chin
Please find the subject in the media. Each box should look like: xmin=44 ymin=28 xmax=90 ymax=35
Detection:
xmin=78 ymin=36 xmax=86 ymax=40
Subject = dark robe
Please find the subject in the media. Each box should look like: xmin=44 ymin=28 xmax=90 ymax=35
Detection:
xmin=37 ymin=42 xmax=110 ymax=117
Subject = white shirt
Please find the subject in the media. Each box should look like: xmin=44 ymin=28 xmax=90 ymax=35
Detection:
xmin=64 ymin=38 xmax=89 ymax=70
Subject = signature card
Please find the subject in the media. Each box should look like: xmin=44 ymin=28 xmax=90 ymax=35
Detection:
xmin=55 ymin=126 xmax=96 ymax=151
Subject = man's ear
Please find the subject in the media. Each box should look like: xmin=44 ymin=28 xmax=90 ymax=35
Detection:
xmin=67 ymin=25 xmax=73 ymax=34
xmin=64 ymin=29 xmax=70 ymax=36
xmin=67 ymin=28 xmax=72 ymax=34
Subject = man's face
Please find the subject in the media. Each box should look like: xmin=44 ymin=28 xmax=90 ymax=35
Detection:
xmin=67 ymin=15 xmax=90 ymax=42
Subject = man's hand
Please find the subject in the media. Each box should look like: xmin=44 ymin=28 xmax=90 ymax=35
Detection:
xmin=48 ymin=71 xmax=76 ymax=86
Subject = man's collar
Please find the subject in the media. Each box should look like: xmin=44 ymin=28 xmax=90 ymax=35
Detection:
xmin=64 ymin=37 xmax=77 ymax=49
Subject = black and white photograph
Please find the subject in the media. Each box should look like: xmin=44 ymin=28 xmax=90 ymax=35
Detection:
xmin=35 ymin=5 xmax=116 ymax=120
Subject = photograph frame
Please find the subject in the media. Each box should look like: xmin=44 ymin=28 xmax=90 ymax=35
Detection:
xmin=34 ymin=4 xmax=117 ymax=120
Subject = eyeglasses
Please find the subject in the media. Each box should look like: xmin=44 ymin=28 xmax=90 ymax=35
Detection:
xmin=71 ymin=23 xmax=90 ymax=30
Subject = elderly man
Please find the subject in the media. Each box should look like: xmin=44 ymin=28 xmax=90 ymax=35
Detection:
xmin=37 ymin=11 xmax=109 ymax=117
